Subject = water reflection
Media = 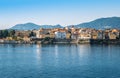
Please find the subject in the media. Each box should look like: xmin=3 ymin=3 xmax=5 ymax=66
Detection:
xmin=78 ymin=44 xmax=91 ymax=58
xmin=35 ymin=44 xmax=42 ymax=65
xmin=0 ymin=44 xmax=120 ymax=78
xmin=55 ymin=45 xmax=58 ymax=57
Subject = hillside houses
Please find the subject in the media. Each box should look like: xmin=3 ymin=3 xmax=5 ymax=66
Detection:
xmin=35 ymin=28 xmax=120 ymax=40
xmin=5 ymin=27 xmax=118 ymax=41
xmin=78 ymin=28 xmax=92 ymax=39
xmin=36 ymin=28 xmax=71 ymax=39
xmin=91 ymin=30 xmax=103 ymax=39
xmin=0 ymin=27 xmax=120 ymax=44
xmin=36 ymin=27 xmax=120 ymax=40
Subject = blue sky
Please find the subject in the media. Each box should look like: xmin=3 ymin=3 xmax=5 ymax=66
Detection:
xmin=0 ymin=0 xmax=120 ymax=29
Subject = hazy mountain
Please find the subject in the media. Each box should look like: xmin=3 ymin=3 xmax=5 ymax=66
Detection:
xmin=10 ymin=23 xmax=63 ymax=30
xmin=10 ymin=17 xmax=120 ymax=30
xmin=69 ymin=17 xmax=120 ymax=29
xmin=10 ymin=23 xmax=40 ymax=30
xmin=39 ymin=24 xmax=63 ymax=29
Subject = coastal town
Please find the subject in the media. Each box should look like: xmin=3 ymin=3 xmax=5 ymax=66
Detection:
xmin=0 ymin=26 xmax=120 ymax=44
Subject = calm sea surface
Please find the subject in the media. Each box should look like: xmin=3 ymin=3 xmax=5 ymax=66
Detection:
xmin=0 ymin=44 xmax=120 ymax=78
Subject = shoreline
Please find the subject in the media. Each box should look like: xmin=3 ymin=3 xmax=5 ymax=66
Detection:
xmin=0 ymin=39 xmax=120 ymax=44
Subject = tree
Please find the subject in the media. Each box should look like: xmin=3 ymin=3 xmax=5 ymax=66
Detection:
xmin=29 ymin=31 xmax=36 ymax=37
xmin=0 ymin=30 xmax=3 ymax=38
xmin=8 ymin=30 xmax=15 ymax=37
xmin=2 ymin=30 xmax=9 ymax=38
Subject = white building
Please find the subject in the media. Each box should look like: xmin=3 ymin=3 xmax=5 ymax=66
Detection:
xmin=55 ymin=32 xmax=66 ymax=39
xmin=98 ymin=32 xmax=103 ymax=39
xmin=71 ymin=32 xmax=78 ymax=40
xmin=36 ymin=30 xmax=40 ymax=38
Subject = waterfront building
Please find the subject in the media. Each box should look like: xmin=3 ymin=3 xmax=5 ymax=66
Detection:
xmin=23 ymin=36 xmax=30 ymax=41
xmin=15 ymin=30 xmax=31 ymax=38
xmin=36 ymin=28 xmax=52 ymax=38
xmin=55 ymin=31 xmax=66 ymax=39
xmin=78 ymin=28 xmax=91 ymax=39
xmin=79 ymin=33 xmax=91 ymax=39
xmin=108 ymin=32 xmax=117 ymax=39
xmin=97 ymin=31 xmax=103 ymax=39
xmin=66 ymin=32 xmax=71 ymax=39
xmin=71 ymin=30 xmax=79 ymax=39
xmin=91 ymin=30 xmax=103 ymax=39
xmin=111 ymin=29 xmax=120 ymax=39
xmin=50 ymin=31 xmax=55 ymax=38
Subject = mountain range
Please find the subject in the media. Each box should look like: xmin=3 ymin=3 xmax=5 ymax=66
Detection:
xmin=10 ymin=23 xmax=63 ymax=30
xmin=10 ymin=17 xmax=120 ymax=30
xmin=72 ymin=17 xmax=120 ymax=29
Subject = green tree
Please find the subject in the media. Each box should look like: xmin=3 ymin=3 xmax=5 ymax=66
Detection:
xmin=0 ymin=30 xmax=3 ymax=38
xmin=2 ymin=30 xmax=9 ymax=38
xmin=29 ymin=31 xmax=36 ymax=37
xmin=8 ymin=30 xmax=15 ymax=37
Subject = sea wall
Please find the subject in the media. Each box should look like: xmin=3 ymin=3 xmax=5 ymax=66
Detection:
xmin=1 ymin=39 xmax=120 ymax=44
xmin=34 ymin=39 xmax=120 ymax=44
xmin=90 ymin=39 xmax=120 ymax=44
xmin=53 ymin=39 xmax=77 ymax=44
xmin=0 ymin=40 xmax=35 ymax=44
